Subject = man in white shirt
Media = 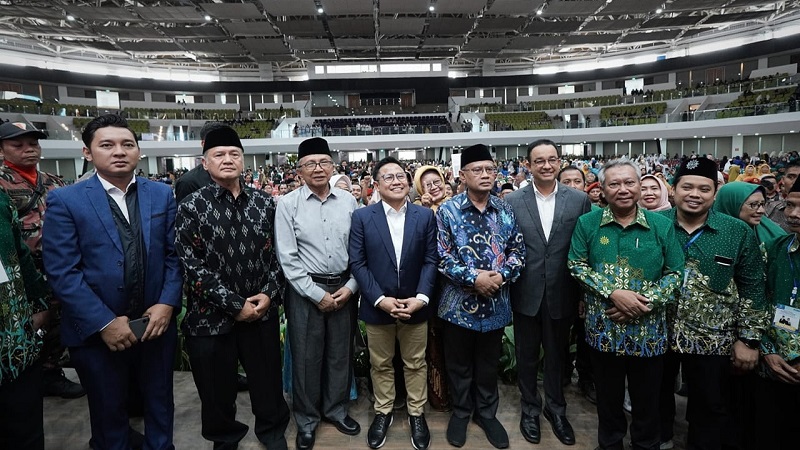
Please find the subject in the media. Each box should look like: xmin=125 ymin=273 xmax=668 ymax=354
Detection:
xmin=505 ymin=139 xmax=592 ymax=447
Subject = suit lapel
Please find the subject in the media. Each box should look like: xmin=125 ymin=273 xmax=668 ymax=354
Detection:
xmin=86 ymin=176 xmax=123 ymax=253
xmin=548 ymin=184 xmax=567 ymax=241
xmin=137 ymin=178 xmax=152 ymax=252
xmin=521 ymin=184 xmax=547 ymax=243
xmin=400 ymin=204 xmax=417 ymax=267
xmin=370 ymin=203 xmax=398 ymax=268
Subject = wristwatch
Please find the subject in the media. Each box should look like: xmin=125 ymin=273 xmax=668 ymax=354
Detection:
xmin=738 ymin=337 xmax=760 ymax=350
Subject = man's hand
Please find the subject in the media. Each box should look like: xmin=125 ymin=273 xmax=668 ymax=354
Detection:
xmin=141 ymin=304 xmax=174 ymax=341
xmin=31 ymin=310 xmax=51 ymax=331
xmin=763 ymin=354 xmax=800 ymax=384
xmin=235 ymin=301 xmax=261 ymax=322
xmin=377 ymin=297 xmax=401 ymax=316
xmin=474 ymin=270 xmax=502 ymax=297
xmin=605 ymin=306 xmax=632 ymax=323
xmin=247 ymin=293 xmax=272 ymax=318
xmin=392 ymin=298 xmax=426 ymax=320
xmin=317 ymin=292 xmax=337 ymax=312
xmin=608 ymin=290 xmax=651 ymax=318
xmin=331 ymin=286 xmax=353 ymax=310
xmin=100 ymin=316 xmax=138 ymax=351
xmin=731 ymin=340 xmax=759 ymax=371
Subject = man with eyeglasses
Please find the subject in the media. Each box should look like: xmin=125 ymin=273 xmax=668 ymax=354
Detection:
xmin=349 ymin=157 xmax=438 ymax=450
xmin=275 ymin=137 xmax=360 ymax=450
xmin=436 ymin=144 xmax=525 ymax=449
xmin=658 ymin=157 xmax=768 ymax=450
xmin=505 ymin=139 xmax=592 ymax=446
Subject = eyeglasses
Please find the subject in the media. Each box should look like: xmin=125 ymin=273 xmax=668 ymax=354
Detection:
xmin=380 ymin=172 xmax=407 ymax=183
xmin=532 ymin=157 xmax=560 ymax=167
xmin=424 ymin=179 xmax=443 ymax=190
xmin=297 ymin=160 xmax=334 ymax=170
xmin=465 ymin=166 xmax=498 ymax=176
xmin=744 ymin=201 xmax=766 ymax=211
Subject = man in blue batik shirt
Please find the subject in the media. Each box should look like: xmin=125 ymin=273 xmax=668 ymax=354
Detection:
xmin=436 ymin=144 xmax=525 ymax=449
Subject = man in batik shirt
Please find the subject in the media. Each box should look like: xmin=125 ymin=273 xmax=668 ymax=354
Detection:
xmin=568 ymin=159 xmax=683 ymax=450
xmin=436 ymin=144 xmax=525 ymax=449
xmin=658 ymin=156 xmax=768 ymax=450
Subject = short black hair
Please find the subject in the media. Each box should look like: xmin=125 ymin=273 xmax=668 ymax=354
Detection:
xmin=199 ymin=121 xmax=229 ymax=140
xmin=81 ymin=114 xmax=137 ymax=148
xmin=372 ymin=156 xmax=403 ymax=180
xmin=527 ymin=139 xmax=560 ymax=160
xmin=558 ymin=166 xmax=585 ymax=183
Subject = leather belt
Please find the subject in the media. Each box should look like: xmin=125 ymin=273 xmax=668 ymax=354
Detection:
xmin=309 ymin=271 xmax=349 ymax=286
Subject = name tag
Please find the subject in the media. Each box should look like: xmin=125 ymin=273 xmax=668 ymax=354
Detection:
xmin=773 ymin=304 xmax=800 ymax=333
xmin=0 ymin=259 xmax=8 ymax=284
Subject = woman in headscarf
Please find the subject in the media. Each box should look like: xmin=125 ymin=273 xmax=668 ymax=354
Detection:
xmin=736 ymin=164 xmax=756 ymax=181
xmin=638 ymin=174 xmax=672 ymax=211
xmin=714 ymin=181 xmax=787 ymax=255
xmin=758 ymin=163 xmax=772 ymax=176
xmin=329 ymin=173 xmax=353 ymax=192
xmin=412 ymin=165 xmax=451 ymax=411
xmin=728 ymin=165 xmax=741 ymax=183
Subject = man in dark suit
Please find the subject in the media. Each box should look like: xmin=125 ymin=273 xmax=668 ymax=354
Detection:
xmin=43 ymin=114 xmax=182 ymax=450
xmin=349 ymin=157 xmax=438 ymax=450
xmin=505 ymin=139 xmax=592 ymax=446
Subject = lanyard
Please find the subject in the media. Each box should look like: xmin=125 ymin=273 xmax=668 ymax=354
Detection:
xmin=787 ymin=236 xmax=798 ymax=306
xmin=683 ymin=229 xmax=704 ymax=251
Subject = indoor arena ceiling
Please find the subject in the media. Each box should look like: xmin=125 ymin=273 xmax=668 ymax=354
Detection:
xmin=0 ymin=0 xmax=798 ymax=75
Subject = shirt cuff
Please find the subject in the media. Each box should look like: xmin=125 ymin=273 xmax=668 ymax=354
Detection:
xmin=374 ymin=295 xmax=386 ymax=307
xmin=415 ymin=293 xmax=429 ymax=304
xmin=99 ymin=318 xmax=116 ymax=332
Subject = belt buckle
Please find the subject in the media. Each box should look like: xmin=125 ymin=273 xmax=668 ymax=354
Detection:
xmin=326 ymin=276 xmax=341 ymax=286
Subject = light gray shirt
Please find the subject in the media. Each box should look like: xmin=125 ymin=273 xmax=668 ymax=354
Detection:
xmin=275 ymin=184 xmax=359 ymax=303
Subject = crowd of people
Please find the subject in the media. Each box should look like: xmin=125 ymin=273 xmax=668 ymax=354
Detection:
xmin=0 ymin=115 xmax=798 ymax=450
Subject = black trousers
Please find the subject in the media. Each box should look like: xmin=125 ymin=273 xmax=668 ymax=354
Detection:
xmin=0 ymin=361 xmax=43 ymax=450
xmin=442 ymin=321 xmax=503 ymax=420
xmin=658 ymin=350 xmax=681 ymax=442
xmin=679 ymin=354 xmax=738 ymax=450
xmin=590 ymin=348 xmax=663 ymax=450
xmin=754 ymin=375 xmax=800 ymax=450
xmin=186 ymin=317 xmax=289 ymax=450
xmin=514 ymin=304 xmax=573 ymax=417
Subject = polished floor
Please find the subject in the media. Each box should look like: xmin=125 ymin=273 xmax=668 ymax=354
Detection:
xmin=45 ymin=369 xmax=688 ymax=449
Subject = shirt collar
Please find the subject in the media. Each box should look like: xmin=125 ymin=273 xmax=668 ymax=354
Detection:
xmin=790 ymin=234 xmax=800 ymax=253
xmin=600 ymin=206 xmax=650 ymax=229
xmin=210 ymin=180 xmax=248 ymax=200
xmin=663 ymin=207 xmax=721 ymax=232
xmin=532 ymin=181 xmax=558 ymax=199
xmin=458 ymin=191 xmax=500 ymax=212
xmin=96 ymin=173 xmax=136 ymax=194
xmin=382 ymin=200 xmax=408 ymax=216
xmin=301 ymin=183 xmax=337 ymax=201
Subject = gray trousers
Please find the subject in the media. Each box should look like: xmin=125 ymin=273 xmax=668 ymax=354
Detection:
xmin=285 ymin=284 xmax=356 ymax=433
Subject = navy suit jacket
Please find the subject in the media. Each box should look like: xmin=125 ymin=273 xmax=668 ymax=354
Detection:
xmin=42 ymin=175 xmax=183 ymax=347
xmin=349 ymin=201 xmax=438 ymax=325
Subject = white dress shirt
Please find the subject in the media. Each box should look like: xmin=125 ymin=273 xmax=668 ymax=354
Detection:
xmin=96 ymin=174 xmax=136 ymax=223
xmin=533 ymin=181 xmax=558 ymax=242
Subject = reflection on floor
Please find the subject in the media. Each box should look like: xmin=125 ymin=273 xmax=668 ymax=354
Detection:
xmin=45 ymin=369 xmax=688 ymax=449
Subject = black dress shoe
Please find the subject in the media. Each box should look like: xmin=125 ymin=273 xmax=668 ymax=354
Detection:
xmin=43 ymin=369 xmax=86 ymax=399
xmin=367 ymin=413 xmax=393 ymax=449
xmin=520 ymin=413 xmax=541 ymax=444
xmin=409 ymin=414 xmax=430 ymax=450
xmin=473 ymin=416 xmax=509 ymax=449
xmin=446 ymin=415 xmax=469 ymax=447
xmin=296 ymin=430 xmax=315 ymax=450
xmin=236 ymin=373 xmax=249 ymax=392
xmin=326 ymin=415 xmax=361 ymax=436
xmin=543 ymin=408 xmax=576 ymax=446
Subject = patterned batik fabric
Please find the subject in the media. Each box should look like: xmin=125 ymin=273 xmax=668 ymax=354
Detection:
xmin=762 ymin=234 xmax=800 ymax=367
xmin=660 ymin=209 xmax=769 ymax=356
xmin=176 ymin=182 xmax=284 ymax=337
xmin=0 ymin=165 xmax=64 ymax=254
xmin=435 ymin=192 xmax=525 ymax=332
xmin=568 ymin=207 xmax=684 ymax=357
xmin=0 ymin=191 xmax=49 ymax=385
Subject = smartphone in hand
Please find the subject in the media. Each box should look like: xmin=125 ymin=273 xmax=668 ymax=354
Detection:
xmin=128 ymin=316 xmax=150 ymax=340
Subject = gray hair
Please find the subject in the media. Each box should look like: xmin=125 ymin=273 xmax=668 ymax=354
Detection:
xmin=598 ymin=159 xmax=641 ymax=186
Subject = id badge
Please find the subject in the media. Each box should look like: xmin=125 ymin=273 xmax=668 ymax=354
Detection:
xmin=772 ymin=304 xmax=800 ymax=333
xmin=0 ymin=259 xmax=8 ymax=284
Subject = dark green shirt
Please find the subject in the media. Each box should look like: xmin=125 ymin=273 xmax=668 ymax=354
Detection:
xmin=0 ymin=190 xmax=49 ymax=386
xmin=762 ymin=234 xmax=800 ymax=365
xmin=660 ymin=208 xmax=768 ymax=355
xmin=568 ymin=207 xmax=684 ymax=357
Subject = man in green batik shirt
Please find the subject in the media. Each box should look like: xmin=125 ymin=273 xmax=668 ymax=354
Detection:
xmin=568 ymin=159 xmax=684 ymax=450
xmin=755 ymin=178 xmax=800 ymax=450
xmin=658 ymin=156 xmax=768 ymax=450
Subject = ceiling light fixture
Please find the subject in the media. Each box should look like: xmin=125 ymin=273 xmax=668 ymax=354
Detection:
xmin=204 ymin=15 xmax=211 ymax=21
xmin=66 ymin=14 xmax=75 ymax=21
xmin=318 ymin=7 xmax=324 ymax=14
xmin=536 ymin=9 xmax=543 ymax=15
xmin=429 ymin=6 xmax=435 ymax=12
xmin=656 ymin=8 xmax=663 ymax=13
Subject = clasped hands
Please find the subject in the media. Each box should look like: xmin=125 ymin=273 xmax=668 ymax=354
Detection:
xmin=317 ymin=287 xmax=353 ymax=313
xmin=605 ymin=289 xmax=652 ymax=323
xmin=377 ymin=296 xmax=426 ymax=320
xmin=469 ymin=269 xmax=504 ymax=298
xmin=100 ymin=303 xmax=174 ymax=352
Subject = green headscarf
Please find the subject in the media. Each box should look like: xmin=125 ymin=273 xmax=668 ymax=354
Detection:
xmin=713 ymin=182 xmax=786 ymax=246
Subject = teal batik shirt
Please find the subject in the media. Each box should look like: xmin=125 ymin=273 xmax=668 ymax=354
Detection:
xmin=568 ymin=207 xmax=684 ymax=357
xmin=0 ymin=190 xmax=50 ymax=386
xmin=762 ymin=233 xmax=800 ymax=375
xmin=660 ymin=209 xmax=768 ymax=356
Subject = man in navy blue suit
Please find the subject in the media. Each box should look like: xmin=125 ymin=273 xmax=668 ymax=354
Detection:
xmin=349 ymin=157 xmax=438 ymax=450
xmin=43 ymin=114 xmax=182 ymax=450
